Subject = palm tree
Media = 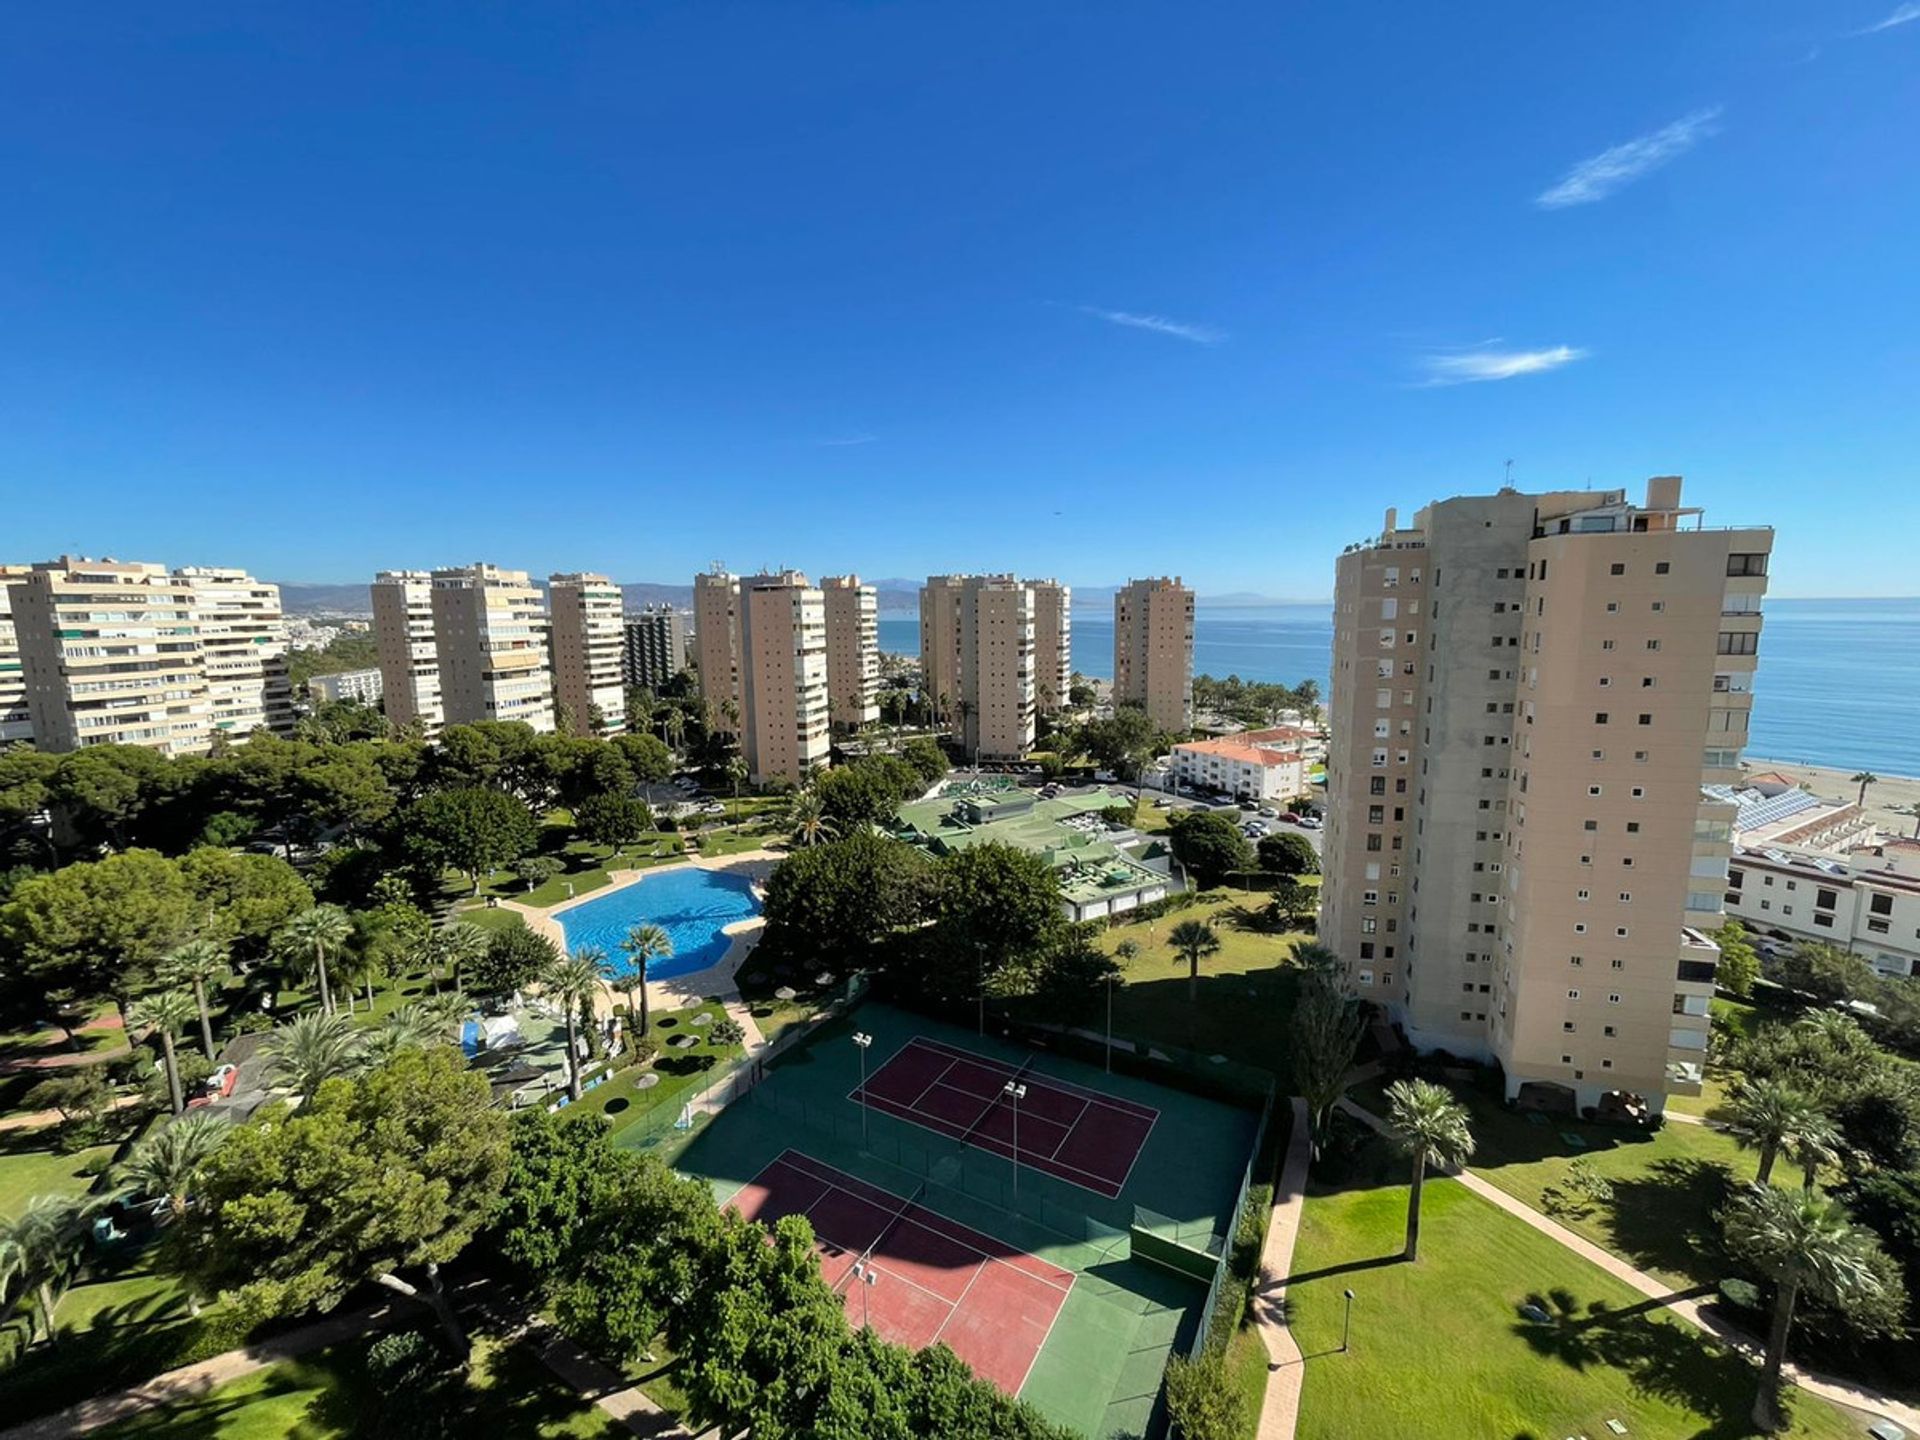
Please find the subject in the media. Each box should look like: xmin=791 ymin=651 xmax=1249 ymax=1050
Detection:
xmin=1727 ymin=1078 xmax=1820 ymax=1186
xmin=616 ymin=923 xmax=674 ymax=1035
xmin=160 ymin=939 xmax=229 ymax=1062
xmin=955 ymin=698 xmax=977 ymax=762
xmin=544 ymin=949 xmax=607 ymax=1101
xmin=1290 ymin=941 xmax=1342 ymax=975
xmin=119 ymin=1113 xmax=229 ymax=1223
xmin=1850 ymin=771 xmax=1878 ymax=807
xmin=0 ymin=1195 xmax=102 ymax=1348
xmin=1721 ymin=1187 xmax=1897 ymax=1432
xmin=429 ymin=922 xmax=489 ymax=995
xmin=266 ymin=1011 xmax=364 ymax=1101
xmin=725 ymin=757 xmax=749 ymax=799
xmin=662 ymin=708 xmax=687 ymax=754
xmin=1167 ymin=919 xmax=1222 ymax=1003
xmin=786 ymin=791 xmax=838 ymax=848
xmin=1789 ymin=1115 xmax=1844 ymax=1191
xmin=277 ymin=904 xmax=353 ymax=1016
xmin=1384 ymin=1078 xmax=1475 ymax=1262
xmin=129 ymin=989 xmax=199 ymax=1117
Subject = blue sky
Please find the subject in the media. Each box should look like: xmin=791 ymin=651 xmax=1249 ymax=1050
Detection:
xmin=3 ymin=2 xmax=1915 ymax=599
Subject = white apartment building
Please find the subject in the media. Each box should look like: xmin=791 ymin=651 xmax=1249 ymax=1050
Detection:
xmin=1726 ymin=839 xmax=1920 ymax=979
xmin=820 ymin=575 xmax=879 ymax=733
xmin=176 ymin=567 xmax=295 ymax=741
xmin=1029 ymin=580 xmax=1072 ymax=714
xmin=1171 ymin=735 xmax=1308 ymax=802
xmin=0 ymin=566 xmax=32 ymax=744
xmin=738 ymin=571 xmax=831 ymax=786
xmin=371 ymin=570 xmax=444 ymax=737
xmin=430 ymin=564 xmax=555 ymax=732
xmin=958 ymin=575 xmax=1036 ymax=762
xmin=307 ymin=667 xmax=384 ymax=706
xmin=548 ymin=572 xmax=627 ymax=736
xmin=9 ymin=557 xmax=212 ymax=756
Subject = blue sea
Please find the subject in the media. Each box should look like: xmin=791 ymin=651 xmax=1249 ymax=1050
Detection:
xmin=879 ymin=597 xmax=1920 ymax=777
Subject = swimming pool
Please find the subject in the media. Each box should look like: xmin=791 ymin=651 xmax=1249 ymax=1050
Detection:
xmin=557 ymin=867 xmax=762 ymax=981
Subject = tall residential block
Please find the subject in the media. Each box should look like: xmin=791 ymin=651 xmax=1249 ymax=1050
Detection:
xmin=371 ymin=570 xmax=444 ymax=737
xmin=737 ymin=571 xmax=830 ymax=786
xmin=821 ymin=575 xmax=879 ymax=733
xmin=0 ymin=565 xmax=32 ymax=744
xmin=1113 ymin=577 xmax=1194 ymax=732
xmin=1030 ymin=579 xmax=1073 ymax=714
xmin=430 ymin=564 xmax=555 ymax=732
xmin=622 ymin=606 xmax=687 ymax=691
xmin=919 ymin=575 xmax=968 ymax=725
xmin=176 ymin=567 xmax=295 ymax=741
xmin=1320 ymin=478 xmax=1771 ymax=1113
xmin=958 ymin=575 xmax=1036 ymax=762
xmin=548 ymin=572 xmax=627 ymax=736
xmin=9 ymin=557 xmax=211 ymax=755
xmin=693 ymin=568 xmax=742 ymax=731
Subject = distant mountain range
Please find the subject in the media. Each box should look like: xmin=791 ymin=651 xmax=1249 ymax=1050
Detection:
xmin=272 ymin=579 xmax=1315 ymax=617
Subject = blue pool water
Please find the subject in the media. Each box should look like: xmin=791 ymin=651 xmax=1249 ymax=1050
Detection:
xmin=557 ymin=867 xmax=761 ymax=980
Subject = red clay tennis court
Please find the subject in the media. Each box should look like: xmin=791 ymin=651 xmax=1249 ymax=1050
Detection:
xmin=727 ymin=1149 xmax=1074 ymax=1395
xmin=849 ymin=1035 xmax=1157 ymax=1200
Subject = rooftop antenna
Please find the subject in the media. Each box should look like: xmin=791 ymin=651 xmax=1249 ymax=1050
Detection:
xmin=1503 ymin=459 xmax=1514 ymax=487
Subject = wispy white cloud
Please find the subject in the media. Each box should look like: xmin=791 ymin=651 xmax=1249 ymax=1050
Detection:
xmin=1418 ymin=343 xmax=1589 ymax=386
xmin=1080 ymin=306 xmax=1225 ymax=345
xmin=815 ymin=433 xmax=876 ymax=447
xmin=1535 ymin=107 xmax=1724 ymax=209
xmin=1853 ymin=2 xmax=1920 ymax=33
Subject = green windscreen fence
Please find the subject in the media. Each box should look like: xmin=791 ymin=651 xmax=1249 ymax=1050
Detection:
xmin=1127 ymin=1225 xmax=1218 ymax=1285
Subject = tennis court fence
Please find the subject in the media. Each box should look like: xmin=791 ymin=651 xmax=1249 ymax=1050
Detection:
xmin=1189 ymin=1079 xmax=1277 ymax=1356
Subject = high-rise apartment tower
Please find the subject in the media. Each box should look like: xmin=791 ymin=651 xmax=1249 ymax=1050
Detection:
xmin=958 ymin=575 xmax=1036 ymax=762
xmin=429 ymin=564 xmax=554 ymax=732
xmin=547 ymin=572 xmax=627 ymax=736
xmin=1113 ymin=577 xmax=1194 ymax=732
xmin=821 ymin=575 xmax=879 ymax=734
xmin=737 ymin=571 xmax=831 ymax=785
xmin=693 ymin=568 xmax=742 ymax=731
xmin=919 ymin=575 xmax=968 ymax=729
xmin=176 ymin=567 xmax=295 ymax=741
xmin=622 ymin=607 xmax=687 ymax=691
xmin=1029 ymin=579 xmax=1073 ymax=714
xmin=371 ymin=570 xmax=444 ymax=737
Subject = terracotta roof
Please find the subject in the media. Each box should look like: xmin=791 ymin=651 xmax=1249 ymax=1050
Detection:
xmin=1240 ymin=725 xmax=1318 ymax=745
xmin=1175 ymin=737 xmax=1303 ymax=768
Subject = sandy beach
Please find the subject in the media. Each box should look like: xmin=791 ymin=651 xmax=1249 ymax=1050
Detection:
xmin=1743 ymin=758 xmax=1920 ymax=840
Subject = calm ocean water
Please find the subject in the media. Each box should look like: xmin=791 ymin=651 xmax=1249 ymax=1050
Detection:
xmin=877 ymin=597 xmax=1920 ymax=777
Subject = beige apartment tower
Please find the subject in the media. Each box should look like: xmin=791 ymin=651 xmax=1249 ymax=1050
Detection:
xmin=430 ymin=564 xmax=555 ymax=732
xmin=958 ymin=575 xmax=1036 ymax=762
xmin=821 ymin=575 xmax=879 ymax=733
xmin=919 ymin=574 xmax=968 ymax=728
xmin=1114 ymin=577 xmax=1194 ymax=732
xmin=9 ymin=557 xmax=211 ymax=756
xmin=0 ymin=565 xmax=32 ymax=744
xmin=371 ymin=570 xmax=444 ymax=737
xmin=737 ymin=571 xmax=831 ymax=786
xmin=548 ymin=573 xmax=627 ymax=736
xmin=693 ymin=568 xmax=742 ymax=732
xmin=1029 ymin=579 xmax=1073 ymax=714
xmin=176 ymin=567 xmax=295 ymax=741
xmin=1321 ymin=478 xmax=1770 ymax=1112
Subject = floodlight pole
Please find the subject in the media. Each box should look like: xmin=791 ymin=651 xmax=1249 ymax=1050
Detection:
xmin=1004 ymin=1081 xmax=1027 ymax=1200
xmin=1105 ymin=973 xmax=1115 ymax=1074
xmin=975 ymin=941 xmax=985 ymax=1036
xmin=853 ymin=1261 xmax=878 ymax=1329
xmin=853 ymin=1032 xmax=873 ymax=1144
xmin=1342 ymin=1288 xmax=1355 ymax=1353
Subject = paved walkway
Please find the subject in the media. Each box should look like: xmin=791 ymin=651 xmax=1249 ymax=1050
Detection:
xmin=1249 ymin=1097 xmax=1312 ymax=1440
xmin=1335 ymin=1097 xmax=1920 ymax=1434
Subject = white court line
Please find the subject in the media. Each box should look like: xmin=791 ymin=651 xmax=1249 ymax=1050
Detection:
xmin=927 ymin=1253 xmax=990 ymax=1350
xmin=1011 ymin=1266 xmax=1078 ymax=1396
xmin=907 ymin=1035 xmax=1162 ymax=1124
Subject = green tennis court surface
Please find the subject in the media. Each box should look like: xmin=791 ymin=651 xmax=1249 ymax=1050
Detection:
xmin=673 ymin=1001 xmax=1260 ymax=1437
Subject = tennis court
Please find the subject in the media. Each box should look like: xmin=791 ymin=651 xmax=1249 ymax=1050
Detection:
xmin=728 ymin=1149 xmax=1074 ymax=1395
xmin=851 ymin=1035 xmax=1155 ymax=1198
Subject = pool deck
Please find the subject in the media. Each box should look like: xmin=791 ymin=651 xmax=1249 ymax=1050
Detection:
xmin=495 ymin=850 xmax=780 ymax=1032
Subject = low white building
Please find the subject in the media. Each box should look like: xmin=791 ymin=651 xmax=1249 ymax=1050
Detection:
xmin=1726 ymin=838 xmax=1920 ymax=978
xmin=307 ymin=667 xmax=384 ymax=706
xmin=1171 ymin=734 xmax=1307 ymax=802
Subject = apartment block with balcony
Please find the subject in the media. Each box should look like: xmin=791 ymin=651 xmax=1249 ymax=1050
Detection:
xmin=738 ymin=571 xmax=831 ymax=786
xmin=1323 ymin=478 xmax=1773 ymax=1113
xmin=371 ymin=570 xmax=444 ymax=737
xmin=0 ymin=565 xmax=32 ymax=744
xmin=1726 ymin=840 xmax=1920 ymax=979
xmin=820 ymin=575 xmax=879 ymax=733
xmin=8 ymin=557 xmax=212 ymax=756
xmin=308 ymin=667 xmax=384 ymax=707
xmin=622 ymin=606 xmax=687 ymax=691
xmin=548 ymin=572 xmax=627 ymax=736
xmin=693 ymin=568 xmax=742 ymax=732
xmin=430 ymin=564 xmax=555 ymax=732
xmin=176 ymin=567 xmax=295 ymax=741
xmin=919 ymin=574 xmax=968 ymax=728
xmin=1029 ymin=579 xmax=1072 ymax=714
xmin=1113 ymin=577 xmax=1194 ymax=733
xmin=958 ymin=575 xmax=1036 ymax=762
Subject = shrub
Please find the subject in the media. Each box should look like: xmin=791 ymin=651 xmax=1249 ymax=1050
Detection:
xmin=709 ymin=1015 xmax=747 ymax=1047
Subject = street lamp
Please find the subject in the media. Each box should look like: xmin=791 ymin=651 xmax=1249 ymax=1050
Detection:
xmin=852 ymin=1032 xmax=873 ymax=1144
xmin=975 ymin=941 xmax=986 ymax=1036
xmin=1003 ymin=1081 xmax=1027 ymax=1199
xmin=1105 ymin=971 xmax=1116 ymax=1074
xmin=1342 ymin=1288 xmax=1355 ymax=1353
xmin=852 ymin=1260 xmax=879 ymax=1329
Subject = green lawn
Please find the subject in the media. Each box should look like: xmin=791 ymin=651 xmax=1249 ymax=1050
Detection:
xmin=92 ymin=1332 xmax=627 ymax=1439
xmin=1290 ymin=1179 xmax=1862 ymax=1439
xmin=568 ymin=1000 xmax=744 ymax=1139
xmin=0 ymin=1135 xmax=117 ymax=1221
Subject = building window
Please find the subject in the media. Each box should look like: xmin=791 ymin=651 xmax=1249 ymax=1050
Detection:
xmin=1610 ymin=563 xmax=1625 ymax=576
xmin=1595 ymin=712 xmax=1609 ymax=724
xmin=1655 ymin=561 xmax=1670 ymax=574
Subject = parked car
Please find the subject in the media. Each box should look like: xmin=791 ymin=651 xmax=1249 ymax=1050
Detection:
xmin=1259 ymin=807 xmax=1278 ymax=818
xmin=1300 ymin=815 xmax=1323 ymax=829
xmin=1281 ymin=812 xmax=1302 ymax=824
xmin=1238 ymin=799 xmax=1257 ymax=811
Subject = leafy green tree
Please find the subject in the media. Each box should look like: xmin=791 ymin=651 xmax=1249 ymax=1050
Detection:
xmin=1256 ymin=830 xmax=1320 ymax=877
xmin=120 ymin=1113 xmax=230 ymax=1223
xmin=1711 ymin=921 xmax=1760 ymax=998
xmin=616 ymin=923 xmax=673 ymax=1034
xmin=513 ymin=856 xmax=562 ymax=893
xmin=1077 ymin=704 xmax=1157 ymax=778
xmin=130 ymin=988 xmax=200 ymax=1116
xmin=1293 ymin=970 xmax=1366 ymax=1152
xmin=25 ymin=1070 xmax=114 ymax=1145
xmin=0 ymin=1194 xmax=104 ymax=1348
xmin=761 ymin=831 xmax=935 ymax=962
xmin=179 ymin=1046 xmax=510 ymax=1354
xmin=161 ymin=937 xmax=229 ymax=1060
xmin=267 ymin=1010 xmax=365 ymax=1100
xmin=1839 ymin=1169 xmax=1920 ymax=1333
xmin=488 ymin=1109 xmax=619 ymax=1278
xmin=612 ymin=732 xmax=674 ymax=784
xmin=934 ymin=843 xmax=1065 ymax=1000
xmin=471 ymin=920 xmax=560 ymax=1002
xmin=1265 ymin=877 xmax=1317 ymax=932
xmin=179 ymin=847 xmax=314 ymax=958
xmin=427 ymin=921 xmax=490 ymax=994
xmin=1385 ymin=1078 xmax=1475 ymax=1261
xmin=1163 ymin=1350 xmax=1248 ymax=1440
xmin=403 ymin=786 xmax=539 ymax=893
xmin=1168 ymin=918 xmax=1222 ymax=1004
xmin=295 ymin=754 xmax=396 ymax=840
xmin=1720 ymin=1186 xmax=1902 ymax=1432
xmin=1773 ymin=943 xmax=1877 ymax=1005
xmin=898 ymin=737 xmax=949 ymax=787
xmin=1833 ymin=1069 xmax=1920 ymax=1173
xmin=543 ymin=949 xmax=607 ymax=1101
xmin=0 ymin=747 xmax=58 ymax=831
xmin=277 ymin=903 xmax=354 ymax=1015
xmin=1166 ymin=810 xmax=1253 ymax=889
xmin=1728 ymin=1078 xmax=1821 ymax=1186
xmin=48 ymin=745 xmax=170 ymax=848
xmin=815 ymin=755 xmax=922 ymax=830
xmin=574 ymin=792 xmax=652 ymax=857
